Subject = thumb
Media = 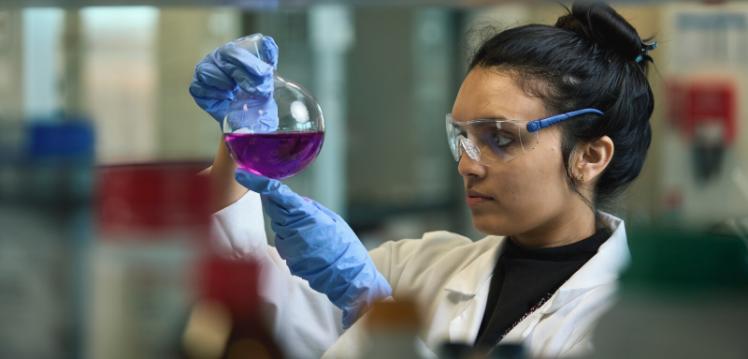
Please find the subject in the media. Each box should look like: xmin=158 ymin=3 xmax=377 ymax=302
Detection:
xmin=258 ymin=35 xmax=279 ymax=69
xmin=234 ymin=169 xmax=305 ymax=209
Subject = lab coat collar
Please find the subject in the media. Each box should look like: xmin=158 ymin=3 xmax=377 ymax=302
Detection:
xmin=439 ymin=236 xmax=503 ymax=345
xmin=540 ymin=211 xmax=630 ymax=314
xmin=442 ymin=236 xmax=504 ymax=297
xmin=442 ymin=212 xmax=629 ymax=310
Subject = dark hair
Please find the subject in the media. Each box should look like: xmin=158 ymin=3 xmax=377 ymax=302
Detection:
xmin=469 ymin=2 xmax=655 ymax=207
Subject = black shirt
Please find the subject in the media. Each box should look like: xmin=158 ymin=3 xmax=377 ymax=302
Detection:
xmin=473 ymin=227 xmax=611 ymax=349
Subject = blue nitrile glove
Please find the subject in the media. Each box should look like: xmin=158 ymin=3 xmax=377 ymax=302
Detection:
xmin=235 ymin=169 xmax=392 ymax=328
xmin=189 ymin=35 xmax=279 ymax=132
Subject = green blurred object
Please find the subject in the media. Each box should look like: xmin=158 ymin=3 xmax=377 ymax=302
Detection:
xmin=622 ymin=225 xmax=748 ymax=292
xmin=591 ymin=225 xmax=748 ymax=359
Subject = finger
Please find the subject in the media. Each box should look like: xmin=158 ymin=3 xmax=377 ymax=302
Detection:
xmin=311 ymin=201 xmax=340 ymax=222
xmin=189 ymin=80 xmax=235 ymax=101
xmin=194 ymin=61 xmax=235 ymax=91
xmin=219 ymin=47 xmax=274 ymax=95
xmin=195 ymin=60 xmax=235 ymax=90
xmin=192 ymin=97 xmax=229 ymax=120
xmin=210 ymin=44 xmax=274 ymax=98
xmin=258 ymin=36 xmax=279 ymax=69
xmin=255 ymin=99 xmax=279 ymax=130
xmin=234 ymin=169 xmax=306 ymax=209
xmin=218 ymin=44 xmax=274 ymax=78
xmin=234 ymin=74 xmax=273 ymax=100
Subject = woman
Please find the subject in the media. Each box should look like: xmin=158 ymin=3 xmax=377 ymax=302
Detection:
xmin=190 ymin=2 xmax=655 ymax=358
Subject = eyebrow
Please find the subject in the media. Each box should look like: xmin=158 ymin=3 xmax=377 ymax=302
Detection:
xmin=476 ymin=116 xmax=510 ymax=122
xmin=459 ymin=117 xmax=525 ymax=126
xmin=452 ymin=115 xmax=510 ymax=123
xmin=453 ymin=119 xmax=524 ymax=134
xmin=448 ymin=113 xmax=527 ymax=129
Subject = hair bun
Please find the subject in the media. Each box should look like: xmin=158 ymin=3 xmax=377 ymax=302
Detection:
xmin=556 ymin=2 xmax=648 ymax=63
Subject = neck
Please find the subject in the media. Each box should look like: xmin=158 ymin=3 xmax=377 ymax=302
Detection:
xmin=512 ymin=199 xmax=597 ymax=249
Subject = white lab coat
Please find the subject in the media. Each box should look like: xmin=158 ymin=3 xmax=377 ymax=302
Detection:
xmin=212 ymin=191 xmax=630 ymax=359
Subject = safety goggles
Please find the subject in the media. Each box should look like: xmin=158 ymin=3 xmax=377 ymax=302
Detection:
xmin=446 ymin=108 xmax=604 ymax=164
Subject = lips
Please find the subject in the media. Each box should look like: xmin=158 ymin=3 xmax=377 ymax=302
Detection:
xmin=466 ymin=189 xmax=494 ymax=207
xmin=467 ymin=190 xmax=493 ymax=199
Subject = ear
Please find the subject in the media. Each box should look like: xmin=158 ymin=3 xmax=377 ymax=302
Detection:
xmin=571 ymin=136 xmax=614 ymax=185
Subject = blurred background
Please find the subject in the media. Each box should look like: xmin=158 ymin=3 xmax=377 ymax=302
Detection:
xmin=5 ymin=1 xmax=748 ymax=239
xmin=4 ymin=1 xmax=748 ymax=241
xmin=1 ymin=0 xmax=748 ymax=358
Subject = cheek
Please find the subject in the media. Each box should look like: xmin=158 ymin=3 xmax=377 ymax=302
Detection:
xmin=524 ymin=142 xmax=570 ymax=205
xmin=473 ymin=144 xmax=569 ymax=234
xmin=506 ymin=141 xmax=565 ymax=200
xmin=505 ymin=159 xmax=558 ymax=210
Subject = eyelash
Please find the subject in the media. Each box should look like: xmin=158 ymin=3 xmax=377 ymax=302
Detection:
xmin=493 ymin=132 xmax=514 ymax=147
xmin=453 ymin=127 xmax=515 ymax=148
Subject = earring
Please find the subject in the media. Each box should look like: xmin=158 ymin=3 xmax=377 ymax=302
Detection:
xmin=576 ymin=173 xmax=585 ymax=182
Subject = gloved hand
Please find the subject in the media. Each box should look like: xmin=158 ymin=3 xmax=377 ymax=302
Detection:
xmin=189 ymin=35 xmax=279 ymax=132
xmin=235 ymin=169 xmax=392 ymax=328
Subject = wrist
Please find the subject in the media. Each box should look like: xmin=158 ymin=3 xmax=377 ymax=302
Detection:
xmin=209 ymin=136 xmax=248 ymax=212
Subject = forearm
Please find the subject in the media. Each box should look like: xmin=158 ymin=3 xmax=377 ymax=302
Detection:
xmin=209 ymin=187 xmax=344 ymax=355
xmin=202 ymin=136 xmax=249 ymax=213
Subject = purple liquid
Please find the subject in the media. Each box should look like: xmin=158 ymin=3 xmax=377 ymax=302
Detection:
xmin=224 ymin=131 xmax=324 ymax=180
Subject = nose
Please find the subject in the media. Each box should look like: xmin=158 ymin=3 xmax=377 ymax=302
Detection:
xmin=457 ymin=152 xmax=487 ymax=178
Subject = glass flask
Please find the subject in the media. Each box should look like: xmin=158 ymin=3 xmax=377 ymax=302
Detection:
xmin=223 ymin=34 xmax=325 ymax=180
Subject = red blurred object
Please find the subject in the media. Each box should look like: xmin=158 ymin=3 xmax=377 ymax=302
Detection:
xmin=198 ymin=255 xmax=260 ymax=321
xmin=666 ymin=78 xmax=737 ymax=145
xmin=192 ymin=254 xmax=285 ymax=358
xmin=96 ymin=162 xmax=213 ymax=238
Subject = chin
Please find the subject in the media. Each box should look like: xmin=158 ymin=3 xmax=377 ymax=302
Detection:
xmin=471 ymin=212 xmax=512 ymax=236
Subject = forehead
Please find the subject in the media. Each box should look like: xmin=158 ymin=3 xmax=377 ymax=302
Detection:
xmin=451 ymin=67 xmax=549 ymax=123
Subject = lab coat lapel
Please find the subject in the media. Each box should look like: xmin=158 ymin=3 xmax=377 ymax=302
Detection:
xmin=501 ymin=212 xmax=630 ymax=345
xmin=429 ymin=237 xmax=505 ymax=346
xmin=541 ymin=212 xmax=629 ymax=313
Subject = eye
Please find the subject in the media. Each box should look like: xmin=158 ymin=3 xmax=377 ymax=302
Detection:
xmin=453 ymin=128 xmax=470 ymax=142
xmin=493 ymin=132 xmax=514 ymax=147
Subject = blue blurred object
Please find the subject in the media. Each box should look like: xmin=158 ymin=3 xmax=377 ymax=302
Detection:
xmin=26 ymin=120 xmax=95 ymax=161
xmin=235 ymin=169 xmax=392 ymax=327
xmin=189 ymin=35 xmax=279 ymax=131
xmin=0 ymin=118 xmax=94 ymax=358
xmin=23 ymin=120 xmax=95 ymax=203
